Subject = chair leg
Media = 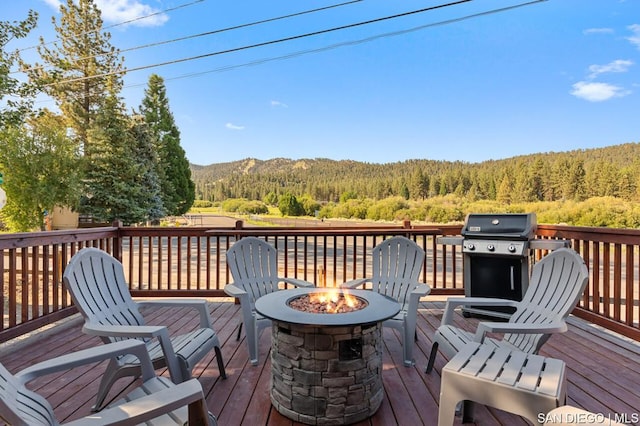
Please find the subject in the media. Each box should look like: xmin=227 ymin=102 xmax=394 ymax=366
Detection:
xmin=236 ymin=322 xmax=243 ymax=341
xmin=403 ymin=324 xmax=416 ymax=367
xmin=425 ymin=342 xmax=439 ymax=374
xmin=92 ymin=358 xmax=132 ymax=412
xmin=461 ymin=400 xmax=475 ymax=423
xmin=215 ymin=346 xmax=227 ymax=379
xmin=437 ymin=388 xmax=459 ymax=426
xmin=246 ymin=323 xmax=260 ymax=366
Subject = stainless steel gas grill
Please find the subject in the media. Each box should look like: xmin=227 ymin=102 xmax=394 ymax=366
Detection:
xmin=440 ymin=213 xmax=568 ymax=318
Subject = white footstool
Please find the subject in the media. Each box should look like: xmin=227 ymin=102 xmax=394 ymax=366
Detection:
xmin=438 ymin=342 xmax=567 ymax=426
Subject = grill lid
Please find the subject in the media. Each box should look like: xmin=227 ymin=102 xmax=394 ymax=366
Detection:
xmin=461 ymin=213 xmax=537 ymax=240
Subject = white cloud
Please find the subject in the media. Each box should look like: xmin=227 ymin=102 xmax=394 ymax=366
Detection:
xmin=226 ymin=123 xmax=245 ymax=130
xmin=270 ymin=100 xmax=289 ymax=108
xmin=627 ymin=24 xmax=640 ymax=49
xmin=587 ymin=59 xmax=633 ymax=79
xmin=95 ymin=0 xmax=168 ymax=27
xmin=583 ymin=27 xmax=614 ymax=35
xmin=40 ymin=0 xmax=168 ymax=27
xmin=570 ymin=81 xmax=630 ymax=102
xmin=41 ymin=0 xmax=61 ymax=10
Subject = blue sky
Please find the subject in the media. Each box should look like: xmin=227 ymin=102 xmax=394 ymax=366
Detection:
xmin=3 ymin=0 xmax=640 ymax=165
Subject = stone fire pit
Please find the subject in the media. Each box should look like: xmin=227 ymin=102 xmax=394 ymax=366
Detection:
xmin=255 ymin=288 xmax=400 ymax=425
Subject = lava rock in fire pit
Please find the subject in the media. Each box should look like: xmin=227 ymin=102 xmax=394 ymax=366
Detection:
xmin=288 ymin=292 xmax=367 ymax=314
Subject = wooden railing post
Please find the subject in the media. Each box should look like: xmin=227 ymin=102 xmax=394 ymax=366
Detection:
xmin=112 ymin=220 xmax=123 ymax=261
xmin=318 ymin=265 xmax=326 ymax=287
xmin=234 ymin=220 xmax=244 ymax=242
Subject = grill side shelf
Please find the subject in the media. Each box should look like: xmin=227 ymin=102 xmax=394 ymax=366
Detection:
xmin=437 ymin=236 xmax=464 ymax=246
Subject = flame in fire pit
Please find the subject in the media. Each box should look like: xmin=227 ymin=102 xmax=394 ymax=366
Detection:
xmin=289 ymin=289 xmax=367 ymax=314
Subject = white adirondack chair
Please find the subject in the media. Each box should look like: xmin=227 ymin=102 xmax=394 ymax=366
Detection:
xmin=0 ymin=339 xmax=217 ymax=425
xmin=62 ymin=247 xmax=226 ymax=411
xmin=225 ymin=237 xmax=315 ymax=365
xmin=426 ymin=247 xmax=589 ymax=374
xmin=341 ymin=235 xmax=431 ymax=366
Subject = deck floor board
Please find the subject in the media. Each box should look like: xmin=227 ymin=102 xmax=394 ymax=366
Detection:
xmin=1 ymin=299 xmax=638 ymax=425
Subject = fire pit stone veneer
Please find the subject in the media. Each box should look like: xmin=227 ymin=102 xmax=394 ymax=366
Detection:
xmin=255 ymin=288 xmax=400 ymax=425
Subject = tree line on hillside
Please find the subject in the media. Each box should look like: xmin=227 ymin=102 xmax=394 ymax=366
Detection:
xmin=191 ymin=143 xmax=640 ymax=207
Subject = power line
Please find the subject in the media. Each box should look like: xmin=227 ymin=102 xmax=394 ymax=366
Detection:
xmin=38 ymin=0 xmax=547 ymax=92
xmin=44 ymin=0 xmax=474 ymax=87
xmin=119 ymin=0 xmax=363 ymax=55
xmin=154 ymin=0 xmax=549 ymax=85
xmin=16 ymin=0 xmax=362 ymax=76
xmin=103 ymin=0 xmax=205 ymax=30
xmin=17 ymin=0 xmax=205 ymax=53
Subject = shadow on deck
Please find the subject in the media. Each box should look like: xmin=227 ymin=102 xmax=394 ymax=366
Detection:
xmin=1 ymin=299 xmax=639 ymax=425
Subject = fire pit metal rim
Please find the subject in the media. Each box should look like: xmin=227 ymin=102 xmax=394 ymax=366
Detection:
xmin=255 ymin=287 xmax=400 ymax=326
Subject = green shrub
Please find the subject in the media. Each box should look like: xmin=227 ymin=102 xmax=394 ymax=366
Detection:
xmin=192 ymin=200 xmax=213 ymax=208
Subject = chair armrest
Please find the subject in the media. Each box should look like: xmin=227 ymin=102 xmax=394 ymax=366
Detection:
xmin=441 ymin=297 xmax=520 ymax=325
xmin=65 ymin=379 xmax=210 ymax=426
xmin=83 ymin=323 xmax=166 ymax=339
xmin=83 ymin=323 xmax=183 ymax=383
xmin=15 ymin=340 xmax=154 ymax=385
xmin=281 ymin=277 xmax=315 ymax=288
xmin=224 ymin=283 xmax=247 ymax=298
xmin=411 ymin=283 xmax=431 ymax=298
xmin=137 ymin=298 xmax=213 ymax=329
xmin=473 ymin=321 xmax=568 ymax=343
xmin=340 ymin=278 xmax=368 ymax=289
xmin=404 ymin=283 xmax=432 ymax=319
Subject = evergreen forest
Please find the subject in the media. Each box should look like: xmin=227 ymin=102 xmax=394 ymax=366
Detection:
xmin=190 ymin=142 xmax=640 ymax=228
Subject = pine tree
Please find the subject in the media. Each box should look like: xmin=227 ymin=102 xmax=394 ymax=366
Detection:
xmin=129 ymin=115 xmax=164 ymax=223
xmin=496 ymin=172 xmax=513 ymax=204
xmin=26 ymin=0 xmax=123 ymax=151
xmin=410 ymin=168 xmax=428 ymax=200
xmin=139 ymin=74 xmax=195 ymax=216
xmin=617 ymin=167 xmax=636 ymax=201
xmin=512 ymin=162 xmax=535 ymax=202
xmin=81 ymin=78 xmax=145 ymax=224
xmin=567 ymin=159 xmax=587 ymax=201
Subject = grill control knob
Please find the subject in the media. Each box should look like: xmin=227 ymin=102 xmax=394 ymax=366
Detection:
xmin=487 ymin=244 xmax=495 ymax=251
xmin=508 ymin=245 xmax=516 ymax=253
xmin=466 ymin=243 xmax=475 ymax=250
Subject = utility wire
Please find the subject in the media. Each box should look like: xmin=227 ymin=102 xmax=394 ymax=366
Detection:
xmin=34 ymin=0 xmax=546 ymax=107
xmin=120 ymin=0 xmax=363 ymax=55
xmin=43 ymin=0 xmax=474 ymax=87
xmin=16 ymin=0 xmax=362 ymax=76
xmin=102 ymin=0 xmax=204 ymax=30
xmin=38 ymin=0 xmax=547 ymax=94
xmin=150 ymin=0 xmax=549 ymax=85
xmin=17 ymin=0 xmax=205 ymax=53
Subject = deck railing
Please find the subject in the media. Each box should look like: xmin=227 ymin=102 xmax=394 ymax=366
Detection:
xmin=1 ymin=221 xmax=639 ymax=343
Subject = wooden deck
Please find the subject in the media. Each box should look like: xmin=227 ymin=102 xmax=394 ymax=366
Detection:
xmin=2 ymin=298 xmax=639 ymax=425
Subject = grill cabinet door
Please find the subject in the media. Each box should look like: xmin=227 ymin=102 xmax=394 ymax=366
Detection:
xmin=464 ymin=254 xmax=528 ymax=317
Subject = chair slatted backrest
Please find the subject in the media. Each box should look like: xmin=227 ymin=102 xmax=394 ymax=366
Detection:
xmin=226 ymin=237 xmax=281 ymax=302
xmin=63 ymin=247 xmax=145 ymax=344
xmin=0 ymin=363 xmax=56 ymax=426
xmin=505 ymin=248 xmax=589 ymax=353
xmin=371 ymin=236 xmax=425 ymax=308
